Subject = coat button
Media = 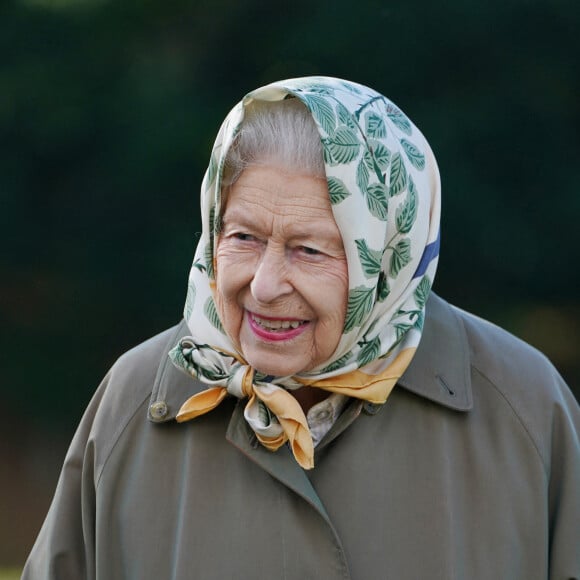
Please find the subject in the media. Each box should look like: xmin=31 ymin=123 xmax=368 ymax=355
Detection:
xmin=149 ymin=400 xmax=168 ymax=421
xmin=363 ymin=402 xmax=382 ymax=415
xmin=315 ymin=409 xmax=331 ymax=421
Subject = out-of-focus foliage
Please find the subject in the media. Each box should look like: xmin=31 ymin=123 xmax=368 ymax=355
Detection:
xmin=1 ymin=0 xmax=579 ymax=432
xmin=0 ymin=569 xmax=21 ymax=580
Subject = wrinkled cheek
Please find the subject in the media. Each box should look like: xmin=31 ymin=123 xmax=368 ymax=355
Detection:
xmin=213 ymin=286 xmax=226 ymax=321
xmin=214 ymin=276 xmax=244 ymax=347
xmin=315 ymin=317 xmax=344 ymax=350
xmin=312 ymin=290 xmax=348 ymax=363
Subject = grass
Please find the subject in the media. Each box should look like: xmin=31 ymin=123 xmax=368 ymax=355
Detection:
xmin=0 ymin=569 xmax=22 ymax=579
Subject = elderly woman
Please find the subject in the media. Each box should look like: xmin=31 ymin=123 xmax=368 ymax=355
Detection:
xmin=24 ymin=77 xmax=579 ymax=579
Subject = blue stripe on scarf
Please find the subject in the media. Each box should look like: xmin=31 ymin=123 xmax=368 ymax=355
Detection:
xmin=413 ymin=230 xmax=440 ymax=279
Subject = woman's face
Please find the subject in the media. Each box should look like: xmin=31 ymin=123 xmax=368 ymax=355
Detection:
xmin=215 ymin=165 xmax=348 ymax=376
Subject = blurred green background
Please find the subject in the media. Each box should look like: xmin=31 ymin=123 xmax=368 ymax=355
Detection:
xmin=1 ymin=0 xmax=579 ymax=568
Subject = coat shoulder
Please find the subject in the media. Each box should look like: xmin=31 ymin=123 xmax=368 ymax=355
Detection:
xmin=452 ymin=304 xmax=566 ymax=397
xmin=88 ymin=323 xmax=185 ymax=480
xmin=450 ymin=302 xmax=578 ymax=466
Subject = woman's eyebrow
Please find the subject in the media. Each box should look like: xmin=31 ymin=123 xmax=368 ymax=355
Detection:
xmin=291 ymin=228 xmax=344 ymax=246
xmin=219 ymin=211 xmax=262 ymax=230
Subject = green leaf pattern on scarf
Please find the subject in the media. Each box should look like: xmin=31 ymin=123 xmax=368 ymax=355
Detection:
xmin=357 ymin=335 xmax=381 ymax=367
xmin=412 ymin=309 xmax=425 ymax=332
xmin=337 ymin=101 xmax=357 ymax=130
xmin=355 ymin=239 xmax=383 ymax=278
xmin=365 ymin=112 xmax=387 ymax=139
xmin=301 ymin=94 xmax=336 ymax=135
xmin=356 ymin=158 xmax=370 ymax=191
xmin=365 ymin=183 xmax=389 ymax=220
xmin=205 ymin=206 xmax=216 ymax=279
xmin=395 ymin=322 xmax=413 ymax=342
xmin=345 ymin=286 xmax=375 ymax=332
xmin=323 ymin=127 xmax=360 ymax=165
xmin=400 ymin=138 xmax=426 ymax=170
xmin=184 ymin=282 xmax=196 ymax=321
xmin=368 ymin=139 xmax=391 ymax=172
xmin=204 ymin=243 xmax=214 ymax=280
xmin=206 ymin=151 xmax=219 ymax=187
xmin=414 ymin=276 xmax=432 ymax=309
xmin=320 ymin=352 xmax=353 ymax=374
xmin=389 ymin=238 xmax=412 ymax=277
xmin=376 ymin=271 xmax=390 ymax=302
xmin=388 ymin=152 xmax=408 ymax=197
xmin=396 ymin=179 xmax=418 ymax=234
xmin=327 ymin=176 xmax=351 ymax=205
xmin=386 ymin=104 xmax=412 ymax=135
xmin=204 ymin=297 xmax=224 ymax=333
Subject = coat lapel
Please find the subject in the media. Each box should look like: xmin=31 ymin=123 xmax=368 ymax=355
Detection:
xmin=225 ymin=402 xmax=333 ymax=523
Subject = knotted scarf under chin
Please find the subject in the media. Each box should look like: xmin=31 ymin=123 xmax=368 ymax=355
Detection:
xmin=169 ymin=337 xmax=414 ymax=470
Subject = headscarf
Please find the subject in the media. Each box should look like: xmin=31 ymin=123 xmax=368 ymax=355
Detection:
xmin=169 ymin=76 xmax=441 ymax=469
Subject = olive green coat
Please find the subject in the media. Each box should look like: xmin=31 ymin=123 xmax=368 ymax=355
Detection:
xmin=23 ymin=294 xmax=579 ymax=579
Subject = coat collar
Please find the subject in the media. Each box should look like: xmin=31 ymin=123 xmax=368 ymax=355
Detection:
xmin=397 ymin=292 xmax=473 ymax=411
xmin=147 ymin=292 xmax=472 ymax=423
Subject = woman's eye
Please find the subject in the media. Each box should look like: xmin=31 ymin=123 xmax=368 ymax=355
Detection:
xmin=234 ymin=233 xmax=255 ymax=242
xmin=300 ymin=246 xmax=321 ymax=256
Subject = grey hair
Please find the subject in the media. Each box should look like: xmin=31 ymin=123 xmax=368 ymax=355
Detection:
xmin=221 ymin=97 xmax=326 ymax=186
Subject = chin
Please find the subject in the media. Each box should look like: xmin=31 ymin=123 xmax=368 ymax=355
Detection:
xmin=252 ymin=364 xmax=300 ymax=378
xmin=249 ymin=356 xmax=309 ymax=378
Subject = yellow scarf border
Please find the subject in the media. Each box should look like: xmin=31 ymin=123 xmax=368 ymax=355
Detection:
xmin=176 ymin=347 xmax=415 ymax=469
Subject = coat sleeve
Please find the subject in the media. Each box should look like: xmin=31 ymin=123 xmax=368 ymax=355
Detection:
xmin=548 ymin=374 xmax=580 ymax=579
xmin=21 ymin=375 xmax=109 ymax=580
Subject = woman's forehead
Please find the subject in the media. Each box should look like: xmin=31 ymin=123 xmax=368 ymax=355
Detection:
xmin=224 ymin=166 xmax=333 ymax=214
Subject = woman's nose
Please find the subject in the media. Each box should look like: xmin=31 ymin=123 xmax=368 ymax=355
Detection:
xmin=250 ymin=245 xmax=293 ymax=303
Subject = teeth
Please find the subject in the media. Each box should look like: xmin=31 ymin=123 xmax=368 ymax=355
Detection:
xmin=252 ymin=314 xmax=305 ymax=331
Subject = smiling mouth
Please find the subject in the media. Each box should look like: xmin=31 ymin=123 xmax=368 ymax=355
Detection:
xmin=250 ymin=313 xmax=308 ymax=331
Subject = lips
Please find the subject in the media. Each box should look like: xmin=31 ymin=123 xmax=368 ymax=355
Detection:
xmin=247 ymin=311 xmax=310 ymax=342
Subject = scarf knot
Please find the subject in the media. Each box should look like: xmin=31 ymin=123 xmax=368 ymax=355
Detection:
xmin=176 ymin=338 xmax=256 ymax=398
xmin=170 ymin=337 xmax=315 ymax=469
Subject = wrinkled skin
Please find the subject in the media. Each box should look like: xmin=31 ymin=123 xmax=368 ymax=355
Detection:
xmin=215 ymin=165 xmax=349 ymax=378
